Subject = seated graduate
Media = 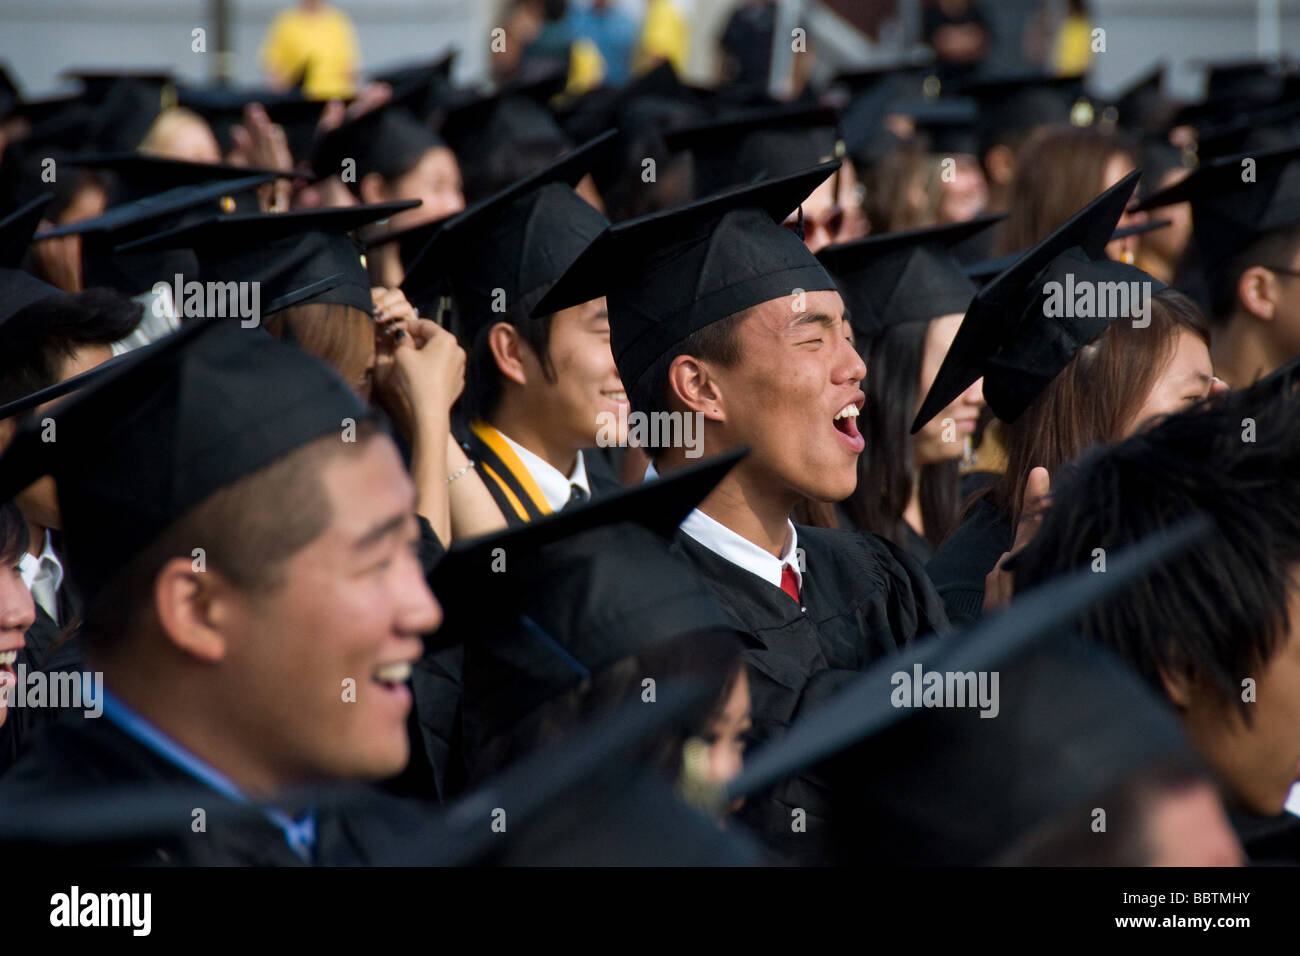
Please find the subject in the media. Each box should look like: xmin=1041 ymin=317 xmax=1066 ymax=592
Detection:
xmin=117 ymin=201 xmax=503 ymax=548
xmin=0 ymin=501 xmax=37 ymax=767
xmin=1011 ymin=361 xmax=1300 ymax=863
xmin=0 ymin=318 xmax=442 ymax=864
xmin=399 ymin=135 xmax=626 ymax=524
xmin=533 ymin=163 xmax=952 ymax=862
xmin=920 ymin=171 xmax=1220 ymax=627
xmin=812 ymin=215 xmax=999 ymax=562
xmin=0 ymin=288 xmax=143 ymax=676
xmin=422 ymin=452 xmax=750 ymax=814
xmin=725 ymin=564 xmax=1244 ymax=866
xmin=1137 ymin=143 xmax=1300 ymax=389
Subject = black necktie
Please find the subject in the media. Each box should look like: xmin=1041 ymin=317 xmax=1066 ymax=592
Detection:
xmin=564 ymin=484 xmax=589 ymax=509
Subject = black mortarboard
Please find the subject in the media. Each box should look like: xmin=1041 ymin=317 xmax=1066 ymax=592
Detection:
xmin=176 ymin=86 xmax=328 ymax=162
xmin=66 ymin=151 xmax=297 ymax=206
xmin=1100 ymin=63 xmax=1167 ymax=133
xmin=662 ymin=103 xmax=841 ymax=198
xmin=428 ymin=447 xmax=745 ymax=652
xmin=61 ymin=70 xmax=176 ymax=154
xmin=535 ymin=162 xmax=841 ymax=392
xmin=727 ymin=517 xmax=1209 ymax=864
xmin=961 ymin=218 xmax=1173 ymax=285
xmin=0 ymin=195 xmax=61 ymax=324
xmin=824 ymin=52 xmax=936 ymax=106
xmin=895 ymin=96 xmax=981 ymax=156
xmin=399 ymin=133 xmax=612 ymax=333
xmin=1201 ymin=57 xmax=1294 ymax=111
xmin=3 ymin=94 xmax=97 ymax=152
xmin=360 ymin=213 xmax=454 ymax=275
xmin=429 ymin=455 xmax=744 ymax=763
xmin=1191 ymin=100 xmax=1300 ymax=162
xmin=34 ymin=173 xmax=277 ymax=295
xmin=436 ymin=74 xmax=573 ymax=199
xmin=0 ymin=62 xmax=20 ymax=118
xmin=1134 ymin=141 xmax=1300 ymax=271
xmin=816 ymin=215 xmax=1000 ymax=337
xmin=372 ymin=50 xmax=458 ymax=122
xmin=0 ymin=317 xmax=367 ymax=602
xmin=960 ymin=72 xmax=1094 ymax=157
xmin=400 ymin=687 xmax=761 ymax=865
xmin=913 ymin=170 xmax=1153 ymax=431
xmin=309 ymin=101 xmax=444 ymax=192
xmin=117 ymin=201 xmax=420 ymax=316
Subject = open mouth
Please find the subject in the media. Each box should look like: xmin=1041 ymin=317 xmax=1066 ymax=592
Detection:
xmin=833 ymin=402 xmax=864 ymax=450
xmin=372 ymin=660 xmax=412 ymax=692
xmin=0 ymin=649 xmax=17 ymax=699
xmin=601 ymin=389 xmax=629 ymax=405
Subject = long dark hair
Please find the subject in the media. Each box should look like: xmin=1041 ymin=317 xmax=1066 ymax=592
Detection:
xmin=843 ymin=321 xmax=961 ymax=550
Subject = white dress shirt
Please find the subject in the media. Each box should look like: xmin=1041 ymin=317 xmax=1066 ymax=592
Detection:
xmin=19 ymin=528 xmax=65 ymax=625
xmin=645 ymin=462 xmax=803 ymax=596
xmin=499 ymin=432 xmax=591 ymax=512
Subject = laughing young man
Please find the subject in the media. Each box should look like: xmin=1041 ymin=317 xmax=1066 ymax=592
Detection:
xmin=535 ymin=163 xmax=951 ymax=862
xmin=401 ymin=136 xmax=627 ymax=524
xmin=0 ymin=320 xmax=440 ymax=863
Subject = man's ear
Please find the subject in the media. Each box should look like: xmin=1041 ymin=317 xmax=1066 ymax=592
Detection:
xmin=357 ymin=172 xmax=388 ymax=207
xmin=667 ymin=355 xmax=726 ymax=423
xmin=153 ymin=556 xmax=234 ymax=663
xmin=1158 ymin=662 xmax=1195 ymax=710
xmin=0 ymin=416 xmax=16 ymax=454
xmin=487 ymin=321 xmax=529 ymax=387
xmin=1237 ymin=265 xmax=1279 ymax=321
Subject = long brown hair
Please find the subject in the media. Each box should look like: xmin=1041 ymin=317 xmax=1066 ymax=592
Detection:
xmin=990 ymin=288 xmax=1210 ymax=525
xmin=995 ymin=126 xmax=1138 ymax=255
xmin=263 ymin=302 xmax=374 ymax=393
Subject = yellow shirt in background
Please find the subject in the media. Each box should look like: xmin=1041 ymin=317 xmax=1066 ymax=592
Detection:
xmin=1051 ymin=14 xmax=1093 ymax=77
xmin=635 ymin=0 xmax=689 ymax=76
xmin=260 ymin=5 xmax=359 ymax=100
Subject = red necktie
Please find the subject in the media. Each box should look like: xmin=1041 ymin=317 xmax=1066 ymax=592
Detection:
xmin=780 ymin=565 xmax=801 ymax=604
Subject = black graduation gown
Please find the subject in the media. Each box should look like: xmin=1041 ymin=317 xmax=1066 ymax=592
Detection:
xmin=0 ymin=716 xmax=433 ymax=865
xmin=901 ymin=522 xmax=934 ymax=566
xmin=1231 ymin=809 xmax=1300 ymax=865
xmin=670 ymin=523 xmax=951 ymax=864
xmin=925 ymin=495 xmax=1013 ymax=629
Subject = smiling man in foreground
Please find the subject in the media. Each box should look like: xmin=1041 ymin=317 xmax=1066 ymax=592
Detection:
xmin=535 ymin=163 xmax=952 ymax=863
xmin=0 ymin=318 xmax=441 ymax=864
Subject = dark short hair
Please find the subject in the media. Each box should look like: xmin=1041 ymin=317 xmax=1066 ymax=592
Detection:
xmin=0 ymin=500 xmax=27 ymax=566
xmin=81 ymin=422 xmax=382 ymax=651
xmin=1207 ymin=223 xmax=1300 ymax=323
xmin=462 ymin=312 xmax=556 ymax=423
xmin=626 ymin=309 xmax=748 ymax=460
xmin=0 ymin=288 xmax=142 ymax=408
xmin=1013 ymin=361 xmax=1300 ymax=719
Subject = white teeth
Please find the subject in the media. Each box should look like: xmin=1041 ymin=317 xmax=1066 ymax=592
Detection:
xmin=604 ymin=391 xmax=627 ymax=401
xmin=834 ymin=404 xmax=860 ymax=421
xmin=0 ymin=650 xmax=16 ymax=666
xmin=373 ymin=661 xmax=412 ymax=684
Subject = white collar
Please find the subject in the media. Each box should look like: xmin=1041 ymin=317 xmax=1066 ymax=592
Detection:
xmin=1286 ymin=781 xmax=1300 ymax=819
xmin=498 ymin=432 xmax=590 ymax=512
xmin=18 ymin=528 xmax=64 ymax=593
xmin=645 ymin=461 xmax=802 ymax=592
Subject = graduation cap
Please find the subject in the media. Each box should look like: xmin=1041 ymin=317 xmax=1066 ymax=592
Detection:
xmin=0 ymin=195 xmax=61 ymax=325
xmin=960 ymin=72 xmax=1094 ymax=157
xmin=535 ymin=161 xmax=841 ymax=392
xmin=0 ymin=316 xmax=367 ymax=603
xmin=825 ymin=52 xmax=936 ymax=105
xmin=1188 ymin=99 xmax=1300 ymax=163
xmin=59 ymin=70 xmax=177 ymax=154
xmin=117 ymin=200 xmax=420 ymax=316
xmin=409 ymin=686 xmax=761 ymax=865
xmin=428 ymin=451 xmax=745 ymax=767
xmin=913 ymin=170 xmax=1152 ymax=431
xmin=897 ymin=96 xmax=981 ymax=156
xmin=67 ymin=151 xmax=299 ymax=206
xmin=1099 ymin=63 xmax=1167 ymax=133
xmin=371 ymin=50 xmax=458 ymax=122
xmin=662 ymin=103 xmax=841 ymax=198
xmin=33 ymin=173 xmax=279 ymax=295
xmin=309 ymin=100 xmax=444 ymax=192
xmin=816 ymin=215 xmax=1000 ymax=337
xmin=436 ymin=72 xmax=573 ymax=194
xmin=725 ymin=515 xmax=1210 ymax=864
xmin=176 ymin=86 xmax=329 ymax=162
xmin=1134 ymin=141 xmax=1300 ymax=271
xmin=962 ymin=218 xmax=1173 ymax=285
xmin=0 ymin=62 xmax=21 ymax=118
xmin=63 ymin=68 xmax=174 ymax=102
xmin=2 ymin=94 xmax=97 ymax=152
xmin=399 ymin=133 xmax=613 ymax=332
xmin=360 ymin=212 xmax=455 ymax=275
xmin=1201 ymin=57 xmax=1294 ymax=111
